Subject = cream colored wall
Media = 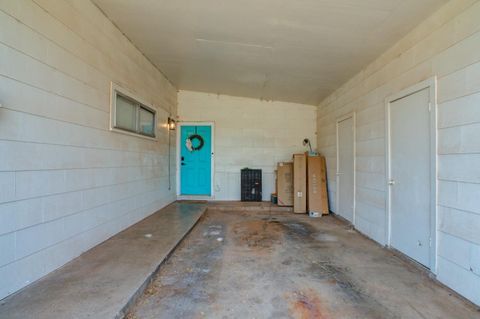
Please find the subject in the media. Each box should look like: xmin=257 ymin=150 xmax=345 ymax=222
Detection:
xmin=316 ymin=0 xmax=480 ymax=305
xmin=178 ymin=91 xmax=317 ymax=201
xmin=0 ymin=0 xmax=177 ymax=299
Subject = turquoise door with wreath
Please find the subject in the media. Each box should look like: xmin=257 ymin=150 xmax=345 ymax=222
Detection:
xmin=180 ymin=125 xmax=212 ymax=195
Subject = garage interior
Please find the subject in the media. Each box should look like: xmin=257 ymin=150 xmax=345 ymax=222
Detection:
xmin=0 ymin=0 xmax=480 ymax=318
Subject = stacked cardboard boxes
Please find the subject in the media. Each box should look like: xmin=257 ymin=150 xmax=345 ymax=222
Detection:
xmin=293 ymin=154 xmax=307 ymax=213
xmin=276 ymin=162 xmax=293 ymax=206
xmin=274 ymin=154 xmax=329 ymax=215
xmin=306 ymin=155 xmax=329 ymax=215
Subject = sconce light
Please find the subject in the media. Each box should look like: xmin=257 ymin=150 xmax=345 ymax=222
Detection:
xmin=167 ymin=117 xmax=176 ymax=130
xmin=303 ymin=138 xmax=313 ymax=153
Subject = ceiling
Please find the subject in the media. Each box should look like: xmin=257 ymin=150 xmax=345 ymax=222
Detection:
xmin=93 ymin=0 xmax=448 ymax=106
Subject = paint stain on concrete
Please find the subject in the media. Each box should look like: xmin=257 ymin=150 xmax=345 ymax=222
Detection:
xmin=232 ymin=220 xmax=283 ymax=251
xmin=281 ymin=221 xmax=315 ymax=238
xmin=308 ymin=262 xmax=364 ymax=302
xmin=289 ymin=289 xmax=328 ymax=319
xmin=307 ymin=262 xmax=398 ymax=318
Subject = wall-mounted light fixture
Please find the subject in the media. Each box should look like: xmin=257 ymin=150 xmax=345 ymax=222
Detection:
xmin=303 ymin=138 xmax=313 ymax=153
xmin=167 ymin=117 xmax=176 ymax=130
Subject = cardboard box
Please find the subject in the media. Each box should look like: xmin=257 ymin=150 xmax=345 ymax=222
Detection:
xmin=293 ymin=154 xmax=307 ymax=213
xmin=274 ymin=169 xmax=278 ymax=194
xmin=307 ymin=155 xmax=329 ymax=215
xmin=277 ymin=162 xmax=293 ymax=206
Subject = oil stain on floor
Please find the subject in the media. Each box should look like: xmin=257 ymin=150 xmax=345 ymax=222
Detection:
xmin=126 ymin=210 xmax=479 ymax=319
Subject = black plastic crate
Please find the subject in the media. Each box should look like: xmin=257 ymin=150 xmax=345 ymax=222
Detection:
xmin=241 ymin=168 xmax=262 ymax=201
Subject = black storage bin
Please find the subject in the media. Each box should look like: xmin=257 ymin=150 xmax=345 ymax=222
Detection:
xmin=241 ymin=168 xmax=262 ymax=201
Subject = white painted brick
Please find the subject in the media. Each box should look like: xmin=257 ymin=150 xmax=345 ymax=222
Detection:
xmin=0 ymin=141 xmax=86 ymax=172
xmin=15 ymin=219 xmax=65 ymax=260
xmin=356 ymin=120 xmax=384 ymax=141
xmin=356 ymin=103 xmax=384 ymax=126
xmin=0 ymin=262 xmax=20 ymax=300
xmin=356 ymin=186 xmax=385 ymax=209
xmin=262 ymin=172 xmax=275 ymax=201
xmin=0 ymin=172 xmax=15 ymax=204
xmin=42 ymin=192 xmax=83 ymax=222
xmin=15 ymin=170 xmax=66 ymax=200
xmin=13 ymin=198 xmax=43 ymax=231
xmin=0 ymin=233 xmax=15 ymax=266
xmin=12 ymin=250 xmax=48 ymax=293
xmin=439 ymin=180 xmax=480 ymax=215
xmin=438 ymin=231 xmax=480 ymax=276
xmin=327 ymin=191 xmax=336 ymax=212
xmin=438 ymin=92 xmax=480 ymax=128
xmin=0 ymin=42 xmax=107 ymax=111
xmin=63 ymin=210 xmax=98 ymax=238
xmin=356 ymin=156 xmax=385 ymax=174
xmin=0 ymin=107 xmax=157 ymax=155
xmin=437 ymin=256 xmax=480 ymax=306
xmin=355 ymin=215 xmax=386 ymax=245
xmin=355 ymin=201 xmax=386 ymax=227
xmin=82 ymin=187 xmax=111 ymax=210
xmin=433 ymin=29 xmax=480 ymax=78
xmin=356 ymin=138 xmax=384 ymax=157
xmin=0 ymin=203 xmax=16 ymax=235
xmin=439 ymin=154 xmax=480 ymax=183
xmin=0 ymin=10 xmax=110 ymax=94
xmin=0 ymin=76 xmax=108 ymax=130
xmin=439 ymin=123 xmax=480 ymax=154
xmin=438 ymin=61 xmax=480 ymax=103
xmin=41 ymin=237 xmax=79 ymax=275
xmin=439 ymin=206 xmax=480 ymax=245
xmin=356 ymin=172 xmax=385 ymax=192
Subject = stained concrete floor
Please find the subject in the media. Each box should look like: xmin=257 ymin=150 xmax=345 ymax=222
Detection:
xmin=126 ymin=209 xmax=480 ymax=319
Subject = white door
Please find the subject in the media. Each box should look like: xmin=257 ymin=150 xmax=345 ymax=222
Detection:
xmin=337 ymin=116 xmax=355 ymax=223
xmin=389 ymin=88 xmax=431 ymax=268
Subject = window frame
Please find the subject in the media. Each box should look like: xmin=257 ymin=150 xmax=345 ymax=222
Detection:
xmin=110 ymin=83 xmax=157 ymax=139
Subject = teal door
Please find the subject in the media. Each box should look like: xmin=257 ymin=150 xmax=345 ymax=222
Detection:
xmin=180 ymin=125 xmax=212 ymax=195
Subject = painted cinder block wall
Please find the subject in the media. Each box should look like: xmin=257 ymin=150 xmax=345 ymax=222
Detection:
xmin=0 ymin=0 xmax=177 ymax=299
xmin=178 ymin=91 xmax=317 ymax=201
xmin=316 ymin=0 xmax=480 ymax=305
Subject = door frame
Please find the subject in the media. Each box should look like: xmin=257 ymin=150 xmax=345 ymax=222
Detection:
xmin=385 ymin=77 xmax=437 ymax=273
xmin=336 ymin=112 xmax=356 ymax=225
xmin=176 ymin=121 xmax=215 ymax=200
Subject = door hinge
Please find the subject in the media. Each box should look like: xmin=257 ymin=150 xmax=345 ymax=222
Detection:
xmin=429 ymin=237 xmax=432 ymax=247
xmin=428 ymin=102 xmax=432 ymax=112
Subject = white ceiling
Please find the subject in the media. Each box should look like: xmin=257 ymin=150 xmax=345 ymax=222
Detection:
xmin=93 ymin=0 xmax=448 ymax=106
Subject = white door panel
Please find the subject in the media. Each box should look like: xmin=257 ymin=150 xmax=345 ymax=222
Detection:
xmin=389 ymin=88 xmax=431 ymax=268
xmin=337 ymin=116 xmax=354 ymax=223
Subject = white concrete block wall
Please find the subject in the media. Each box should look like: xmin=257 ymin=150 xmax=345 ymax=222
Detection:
xmin=0 ymin=0 xmax=177 ymax=299
xmin=178 ymin=91 xmax=317 ymax=201
xmin=316 ymin=0 xmax=480 ymax=305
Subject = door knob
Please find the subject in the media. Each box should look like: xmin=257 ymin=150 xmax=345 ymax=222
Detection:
xmin=388 ymin=179 xmax=396 ymax=186
xmin=181 ymin=163 xmax=185 ymax=166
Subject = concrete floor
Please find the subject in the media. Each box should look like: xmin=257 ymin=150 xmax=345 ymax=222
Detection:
xmin=0 ymin=203 xmax=206 ymax=319
xmin=126 ymin=209 xmax=479 ymax=319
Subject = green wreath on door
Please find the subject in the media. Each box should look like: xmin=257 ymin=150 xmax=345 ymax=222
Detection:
xmin=185 ymin=134 xmax=204 ymax=152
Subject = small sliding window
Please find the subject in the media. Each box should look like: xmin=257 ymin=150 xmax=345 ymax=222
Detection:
xmin=111 ymin=84 xmax=156 ymax=138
